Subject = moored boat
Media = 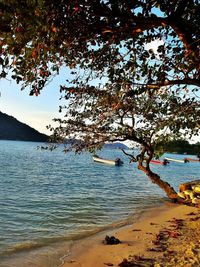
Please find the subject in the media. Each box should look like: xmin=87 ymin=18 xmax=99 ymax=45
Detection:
xmin=164 ymin=157 xmax=188 ymax=163
xmin=93 ymin=155 xmax=124 ymax=166
xmin=184 ymin=157 xmax=200 ymax=162
xmin=150 ymin=159 xmax=169 ymax=165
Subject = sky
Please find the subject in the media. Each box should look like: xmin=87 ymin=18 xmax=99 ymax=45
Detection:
xmin=0 ymin=67 xmax=68 ymax=135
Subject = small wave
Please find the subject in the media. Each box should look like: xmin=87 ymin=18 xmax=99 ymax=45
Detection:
xmin=13 ymin=241 xmax=41 ymax=250
xmin=0 ymin=241 xmax=44 ymax=256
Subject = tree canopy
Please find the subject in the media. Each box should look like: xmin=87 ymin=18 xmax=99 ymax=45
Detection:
xmin=156 ymin=139 xmax=200 ymax=155
xmin=1 ymin=0 xmax=200 ymax=202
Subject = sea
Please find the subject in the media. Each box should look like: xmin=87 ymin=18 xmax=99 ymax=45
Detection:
xmin=0 ymin=140 xmax=200 ymax=267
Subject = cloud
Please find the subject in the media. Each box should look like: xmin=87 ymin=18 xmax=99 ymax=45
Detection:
xmin=144 ymin=39 xmax=164 ymax=54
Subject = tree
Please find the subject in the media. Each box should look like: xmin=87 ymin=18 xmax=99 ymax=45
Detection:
xmin=0 ymin=0 xmax=200 ymax=204
xmin=156 ymin=139 xmax=200 ymax=155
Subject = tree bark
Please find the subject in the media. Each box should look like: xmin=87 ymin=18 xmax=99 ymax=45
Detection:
xmin=138 ymin=163 xmax=178 ymax=200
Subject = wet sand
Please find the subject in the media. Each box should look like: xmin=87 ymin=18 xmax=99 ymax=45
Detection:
xmin=62 ymin=203 xmax=200 ymax=267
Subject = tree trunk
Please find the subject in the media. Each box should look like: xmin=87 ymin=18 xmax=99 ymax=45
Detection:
xmin=122 ymin=147 xmax=191 ymax=204
xmin=138 ymin=164 xmax=178 ymax=200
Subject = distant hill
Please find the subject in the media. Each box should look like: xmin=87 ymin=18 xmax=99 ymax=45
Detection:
xmin=0 ymin=111 xmax=48 ymax=142
xmin=163 ymin=139 xmax=200 ymax=156
xmin=63 ymin=139 xmax=129 ymax=150
xmin=103 ymin=142 xmax=129 ymax=150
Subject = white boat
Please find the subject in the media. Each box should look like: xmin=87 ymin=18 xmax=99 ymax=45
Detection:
xmin=164 ymin=157 xmax=187 ymax=163
xmin=93 ymin=155 xmax=124 ymax=166
xmin=185 ymin=157 xmax=200 ymax=162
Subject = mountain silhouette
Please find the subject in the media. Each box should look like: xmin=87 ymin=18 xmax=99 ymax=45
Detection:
xmin=0 ymin=111 xmax=48 ymax=142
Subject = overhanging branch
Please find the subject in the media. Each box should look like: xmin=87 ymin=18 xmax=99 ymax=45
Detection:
xmin=127 ymin=79 xmax=200 ymax=95
xmin=149 ymin=78 xmax=200 ymax=88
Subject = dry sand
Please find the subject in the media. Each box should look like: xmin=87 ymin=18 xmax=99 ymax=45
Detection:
xmin=62 ymin=203 xmax=200 ymax=267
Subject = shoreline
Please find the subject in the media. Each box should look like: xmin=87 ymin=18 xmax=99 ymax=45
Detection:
xmin=0 ymin=201 xmax=167 ymax=267
xmin=62 ymin=202 xmax=200 ymax=267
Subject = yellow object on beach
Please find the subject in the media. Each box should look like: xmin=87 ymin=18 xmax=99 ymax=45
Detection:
xmin=193 ymin=186 xmax=200 ymax=194
xmin=177 ymin=192 xmax=185 ymax=199
xmin=183 ymin=190 xmax=194 ymax=199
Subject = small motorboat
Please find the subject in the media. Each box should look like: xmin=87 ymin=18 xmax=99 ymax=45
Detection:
xmin=164 ymin=157 xmax=188 ymax=163
xmin=150 ymin=159 xmax=169 ymax=165
xmin=93 ymin=155 xmax=124 ymax=166
xmin=184 ymin=157 xmax=200 ymax=162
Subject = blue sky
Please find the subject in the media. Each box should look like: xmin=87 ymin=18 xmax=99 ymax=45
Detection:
xmin=0 ymin=68 xmax=68 ymax=135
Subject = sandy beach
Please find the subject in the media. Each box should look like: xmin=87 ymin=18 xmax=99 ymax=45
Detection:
xmin=62 ymin=203 xmax=200 ymax=267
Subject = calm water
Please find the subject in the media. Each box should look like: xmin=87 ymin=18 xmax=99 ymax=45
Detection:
xmin=0 ymin=140 xmax=200 ymax=267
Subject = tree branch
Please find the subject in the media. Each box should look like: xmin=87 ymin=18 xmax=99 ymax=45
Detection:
xmin=168 ymin=18 xmax=198 ymax=55
xmin=127 ymin=78 xmax=200 ymax=94
xmin=92 ymin=2 xmax=198 ymax=57
xmin=150 ymin=78 xmax=200 ymax=88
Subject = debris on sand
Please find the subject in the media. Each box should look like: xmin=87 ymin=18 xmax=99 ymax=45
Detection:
xmin=103 ymin=235 xmax=121 ymax=245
